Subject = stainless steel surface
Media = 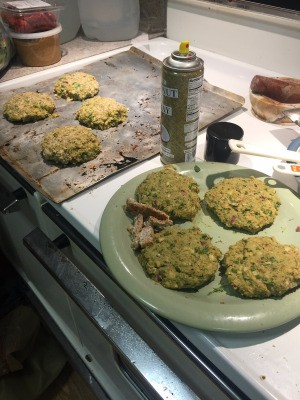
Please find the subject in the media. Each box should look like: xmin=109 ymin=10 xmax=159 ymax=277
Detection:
xmin=23 ymin=227 xmax=199 ymax=400
xmin=0 ymin=47 xmax=244 ymax=203
xmin=283 ymin=108 xmax=300 ymax=126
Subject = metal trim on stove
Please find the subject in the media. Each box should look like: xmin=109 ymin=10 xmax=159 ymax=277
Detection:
xmin=24 ymin=283 xmax=111 ymax=400
xmin=23 ymin=227 xmax=198 ymax=400
xmin=39 ymin=203 xmax=249 ymax=400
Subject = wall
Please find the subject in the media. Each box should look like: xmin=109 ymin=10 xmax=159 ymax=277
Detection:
xmin=167 ymin=0 xmax=300 ymax=76
xmin=139 ymin=0 xmax=167 ymax=37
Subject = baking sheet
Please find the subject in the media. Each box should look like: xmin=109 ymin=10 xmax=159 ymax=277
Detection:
xmin=0 ymin=47 xmax=245 ymax=203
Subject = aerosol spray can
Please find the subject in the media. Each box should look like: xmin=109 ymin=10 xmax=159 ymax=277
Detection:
xmin=160 ymin=41 xmax=204 ymax=164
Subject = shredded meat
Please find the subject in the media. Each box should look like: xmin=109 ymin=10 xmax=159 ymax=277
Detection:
xmin=125 ymin=198 xmax=171 ymax=221
xmin=126 ymin=198 xmax=173 ymax=250
xmin=127 ymin=214 xmax=144 ymax=250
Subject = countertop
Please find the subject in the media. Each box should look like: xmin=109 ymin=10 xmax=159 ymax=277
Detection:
xmin=0 ymin=30 xmax=150 ymax=83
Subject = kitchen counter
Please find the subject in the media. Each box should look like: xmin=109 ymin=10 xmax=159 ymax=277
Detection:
xmin=1 ymin=36 xmax=300 ymax=400
xmin=0 ymin=30 xmax=150 ymax=83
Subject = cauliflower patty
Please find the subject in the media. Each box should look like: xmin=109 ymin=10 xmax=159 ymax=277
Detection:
xmin=135 ymin=165 xmax=201 ymax=221
xmin=41 ymin=125 xmax=101 ymax=165
xmin=3 ymin=92 xmax=55 ymax=123
xmin=54 ymin=72 xmax=99 ymax=101
xmin=76 ymin=97 xmax=128 ymax=130
xmin=204 ymin=177 xmax=280 ymax=233
xmin=223 ymin=236 xmax=300 ymax=298
xmin=138 ymin=226 xmax=222 ymax=290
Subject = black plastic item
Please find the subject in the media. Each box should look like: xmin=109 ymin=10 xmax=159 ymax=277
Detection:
xmin=204 ymin=122 xmax=244 ymax=164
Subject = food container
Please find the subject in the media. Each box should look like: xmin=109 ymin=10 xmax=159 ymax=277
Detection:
xmin=0 ymin=20 xmax=15 ymax=71
xmin=10 ymin=24 xmax=62 ymax=66
xmin=0 ymin=1 xmax=62 ymax=33
xmin=78 ymin=0 xmax=140 ymax=41
xmin=58 ymin=0 xmax=80 ymax=44
xmin=204 ymin=122 xmax=244 ymax=164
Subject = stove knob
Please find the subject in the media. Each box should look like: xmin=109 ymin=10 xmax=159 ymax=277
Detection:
xmin=0 ymin=186 xmax=27 ymax=214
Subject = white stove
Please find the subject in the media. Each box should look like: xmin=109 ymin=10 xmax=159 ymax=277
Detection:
xmin=1 ymin=36 xmax=300 ymax=400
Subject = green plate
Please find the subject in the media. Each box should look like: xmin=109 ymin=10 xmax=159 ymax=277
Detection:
xmin=100 ymin=162 xmax=300 ymax=332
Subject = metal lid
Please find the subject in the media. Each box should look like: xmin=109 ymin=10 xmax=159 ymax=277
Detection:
xmin=163 ymin=50 xmax=203 ymax=72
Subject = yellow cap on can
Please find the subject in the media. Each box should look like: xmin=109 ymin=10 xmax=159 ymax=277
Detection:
xmin=179 ymin=40 xmax=190 ymax=54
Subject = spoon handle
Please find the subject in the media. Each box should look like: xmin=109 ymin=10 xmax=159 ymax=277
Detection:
xmin=229 ymin=139 xmax=300 ymax=163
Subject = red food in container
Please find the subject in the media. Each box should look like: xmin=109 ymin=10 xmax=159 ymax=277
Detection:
xmin=0 ymin=1 xmax=63 ymax=33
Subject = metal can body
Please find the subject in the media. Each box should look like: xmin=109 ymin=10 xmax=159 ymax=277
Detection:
xmin=160 ymin=49 xmax=204 ymax=164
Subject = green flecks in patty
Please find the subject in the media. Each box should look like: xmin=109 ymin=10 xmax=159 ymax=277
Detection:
xmin=3 ymin=92 xmax=55 ymax=123
xmin=54 ymin=72 xmax=99 ymax=101
xmin=204 ymin=177 xmax=281 ymax=233
xmin=76 ymin=96 xmax=128 ymax=130
xmin=41 ymin=125 xmax=101 ymax=166
xmin=135 ymin=165 xmax=201 ymax=221
xmin=138 ymin=226 xmax=222 ymax=290
xmin=223 ymin=236 xmax=300 ymax=298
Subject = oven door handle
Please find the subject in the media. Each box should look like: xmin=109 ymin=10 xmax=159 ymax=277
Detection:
xmin=23 ymin=227 xmax=197 ymax=400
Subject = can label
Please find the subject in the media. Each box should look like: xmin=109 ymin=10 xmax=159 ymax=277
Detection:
xmin=160 ymin=67 xmax=203 ymax=164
